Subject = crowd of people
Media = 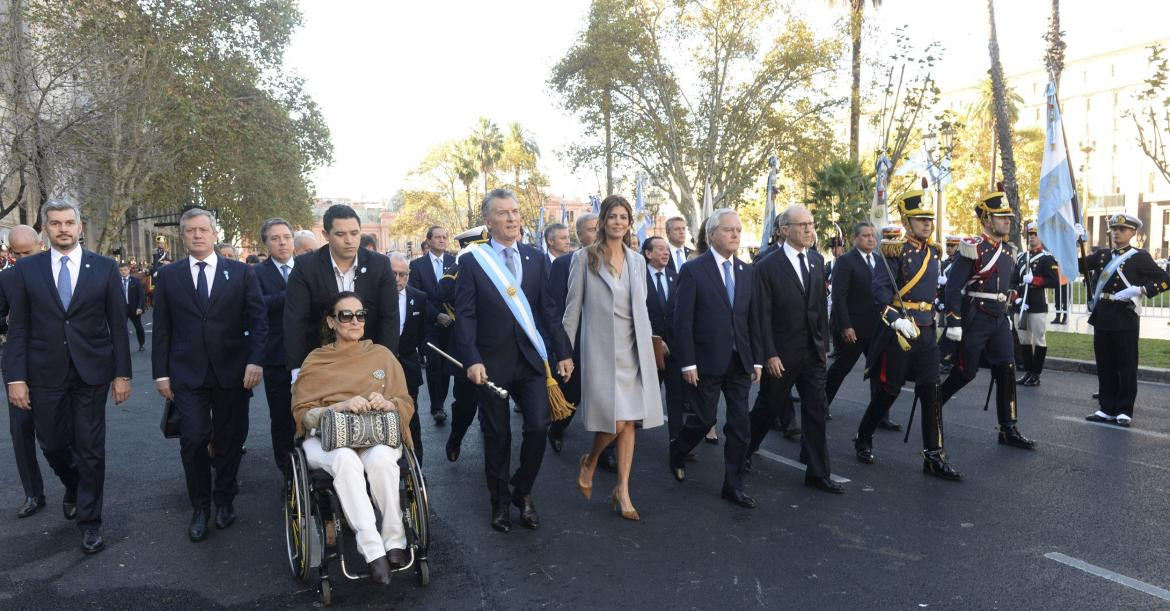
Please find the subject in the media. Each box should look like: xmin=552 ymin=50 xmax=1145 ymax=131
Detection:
xmin=2 ymin=188 xmax=1167 ymax=585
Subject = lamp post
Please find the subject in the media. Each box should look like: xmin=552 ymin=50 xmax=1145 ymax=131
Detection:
xmin=923 ymin=124 xmax=956 ymax=244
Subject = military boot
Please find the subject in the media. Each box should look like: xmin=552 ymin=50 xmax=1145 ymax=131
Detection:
xmin=922 ymin=449 xmax=962 ymax=481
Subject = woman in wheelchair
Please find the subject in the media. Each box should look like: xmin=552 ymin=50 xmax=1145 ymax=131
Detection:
xmin=292 ymin=291 xmax=415 ymax=585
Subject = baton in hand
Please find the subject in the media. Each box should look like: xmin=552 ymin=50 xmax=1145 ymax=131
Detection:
xmin=426 ymin=342 xmax=509 ymax=400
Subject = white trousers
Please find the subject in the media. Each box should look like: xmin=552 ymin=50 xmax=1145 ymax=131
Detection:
xmin=1016 ymin=313 xmax=1048 ymax=347
xmin=302 ymin=437 xmax=406 ymax=563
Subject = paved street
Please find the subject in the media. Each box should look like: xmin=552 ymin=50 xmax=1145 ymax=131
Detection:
xmin=1 ymin=335 xmax=1169 ymax=609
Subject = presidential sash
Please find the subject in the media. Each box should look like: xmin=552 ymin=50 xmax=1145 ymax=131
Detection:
xmin=468 ymin=244 xmax=548 ymax=362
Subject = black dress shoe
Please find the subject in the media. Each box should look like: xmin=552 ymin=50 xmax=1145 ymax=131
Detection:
xmin=81 ymin=528 xmax=105 ymax=554
xmin=1021 ymin=374 xmax=1040 ymax=387
xmin=997 ymin=425 xmax=1036 ymax=449
xmin=1085 ymin=413 xmax=1114 ymax=423
xmin=853 ymin=435 xmax=875 ymax=464
xmin=433 ymin=410 xmax=448 ymax=425
xmin=782 ymin=426 xmax=802 ymax=440
xmin=138 ymin=344 xmax=145 ymax=352
xmin=876 ymin=417 xmax=902 ymax=432
xmin=548 ymin=433 xmax=563 ymax=453
xmin=445 ymin=438 xmax=461 ymax=462
xmin=600 ymin=450 xmax=618 ymax=473
xmin=669 ymin=458 xmax=686 ymax=482
xmin=387 ymin=547 xmax=408 ymax=569
xmin=189 ymin=509 xmax=209 ymax=541
xmin=63 ymin=498 xmax=78 ymax=521
xmin=16 ymin=496 xmax=44 ymax=518
xmin=368 ymin=555 xmax=392 ymax=584
xmin=1113 ymin=418 xmax=1132 ymax=428
xmin=490 ymin=506 xmax=511 ymax=533
xmin=720 ymin=486 xmax=757 ymax=508
xmin=214 ymin=505 xmax=236 ymax=529
xmin=805 ymin=476 xmax=845 ymax=494
xmin=512 ymin=495 xmax=539 ymax=530
xmin=922 ymin=449 xmax=962 ymax=481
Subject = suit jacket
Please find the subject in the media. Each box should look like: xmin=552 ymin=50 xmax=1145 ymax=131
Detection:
xmin=644 ymin=265 xmax=678 ymax=344
xmin=397 ymin=285 xmax=430 ymax=391
xmin=829 ymin=248 xmax=878 ymax=341
xmin=666 ymin=245 xmax=695 ymax=274
xmin=0 ymin=267 xmax=14 ymax=333
xmin=408 ymin=251 xmax=456 ymax=298
xmin=751 ymin=245 xmax=829 ymax=366
xmin=284 ymin=246 xmax=399 ymax=370
xmin=548 ymin=251 xmax=575 ymax=321
xmin=672 ymin=250 xmax=754 ymax=376
xmin=453 ymin=241 xmax=568 ymax=384
xmin=121 ymin=275 xmax=145 ymax=315
xmin=3 ymin=250 xmax=132 ymax=387
xmin=255 ymin=257 xmax=292 ymax=368
xmin=151 ymin=257 xmax=267 ymax=387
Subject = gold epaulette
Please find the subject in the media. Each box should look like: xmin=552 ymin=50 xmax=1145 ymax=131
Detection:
xmin=880 ymin=239 xmax=904 ymax=259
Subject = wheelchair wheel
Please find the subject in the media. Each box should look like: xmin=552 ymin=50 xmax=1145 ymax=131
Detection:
xmin=319 ymin=576 xmax=332 ymax=606
xmin=417 ymin=559 xmax=429 ymax=586
xmin=284 ymin=448 xmax=312 ymax=582
xmin=402 ymin=446 xmax=431 ymax=554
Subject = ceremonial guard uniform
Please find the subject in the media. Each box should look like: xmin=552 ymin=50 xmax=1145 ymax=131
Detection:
xmin=1013 ymin=221 xmax=1060 ymax=386
xmin=938 ymin=192 xmax=1035 ymax=449
xmin=854 ymin=192 xmax=960 ymax=479
xmin=1080 ymin=214 xmax=1170 ymax=426
xmin=438 ymin=227 xmax=487 ymax=461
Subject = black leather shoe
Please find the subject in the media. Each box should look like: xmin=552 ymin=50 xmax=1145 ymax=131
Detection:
xmin=387 ymin=547 xmax=408 ymax=569
xmin=138 ymin=344 xmax=145 ymax=352
xmin=214 ymin=505 xmax=236 ymax=529
xmin=433 ymin=410 xmax=448 ymax=425
xmin=512 ymin=495 xmax=539 ymax=530
xmin=853 ymin=435 xmax=875 ymax=464
xmin=445 ymin=438 xmax=461 ymax=462
xmin=62 ymin=497 xmax=78 ymax=521
xmin=782 ymin=426 xmax=802 ymax=441
xmin=1085 ymin=413 xmax=1114 ymax=423
xmin=600 ymin=450 xmax=618 ymax=473
xmin=720 ymin=486 xmax=757 ymax=508
xmin=997 ymin=425 xmax=1036 ymax=449
xmin=16 ymin=496 xmax=44 ymax=518
xmin=1020 ymin=374 xmax=1040 ymax=387
xmin=1113 ymin=418 xmax=1132 ymax=428
xmin=189 ymin=509 xmax=209 ymax=541
xmin=876 ymin=417 xmax=902 ymax=432
xmin=81 ymin=528 xmax=105 ymax=554
xmin=805 ymin=476 xmax=845 ymax=494
xmin=669 ymin=458 xmax=686 ymax=482
xmin=922 ymin=449 xmax=962 ymax=481
xmin=548 ymin=433 xmax=563 ymax=453
xmin=490 ymin=506 xmax=511 ymax=533
xmin=368 ymin=555 xmax=392 ymax=584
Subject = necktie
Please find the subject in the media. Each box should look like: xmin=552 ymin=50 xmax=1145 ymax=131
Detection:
xmin=280 ymin=264 xmax=290 ymax=283
xmin=866 ymin=253 xmax=874 ymax=270
xmin=655 ymin=271 xmax=667 ymax=309
xmin=123 ymin=277 xmax=130 ymax=303
xmin=676 ymin=249 xmax=684 ymax=270
xmin=57 ymin=255 xmax=72 ymax=309
xmin=798 ymin=253 xmax=810 ymax=292
xmin=433 ymin=256 xmax=443 ymax=282
xmin=196 ymin=261 xmax=209 ymax=306
xmin=722 ymin=260 xmax=735 ymax=306
xmin=505 ymin=248 xmax=520 ymax=282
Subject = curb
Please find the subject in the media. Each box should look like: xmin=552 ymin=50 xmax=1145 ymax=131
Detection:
xmin=1045 ymin=357 xmax=1170 ymax=384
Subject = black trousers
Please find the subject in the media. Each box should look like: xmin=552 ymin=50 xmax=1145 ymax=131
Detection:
xmin=860 ymin=329 xmax=942 ymax=449
xmin=672 ymin=354 xmax=751 ymax=491
xmin=423 ymin=332 xmax=452 ymax=414
xmin=751 ymin=372 xmax=796 ymax=429
xmin=9 ymin=403 xmax=43 ymax=499
xmin=940 ymin=313 xmax=1019 ymax=425
xmin=407 ymin=383 xmax=423 ymax=464
xmin=1053 ymin=284 xmax=1070 ymax=315
xmin=748 ymin=354 xmax=831 ymax=481
xmin=174 ymin=371 xmax=249 ymax=510
xmin=1094 ymin=326 xmax=1140 ymax=417
xmin=127 ymin=313 xmax=146 ymax=347
xmin=477 ymin=368 xmax=548 ymax=509
xmin=448 ymin=375 xmax=480 ymax=446
xmin=825 ymin=333 xmax=869 ymax=406
xmin=261 ymin=367 xmax=296 ymax=478
xmin=659 ymin=356 xmax=686 ymax=442
xmin=29 ymin=362 xmax=108 ymax=529
xmin=546 ymin=353 xmax=583 ymax=439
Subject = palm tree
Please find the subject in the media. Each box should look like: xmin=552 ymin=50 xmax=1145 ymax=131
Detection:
xmin=1044 ymin=0 xmax=1066 ymax=90
xmin=987 ymin=0 xmax=1022 ymax=244
xmin=968 ymin=77 xmax=1023 ymax=187
xmin=830 ymin=0 xmax=883 ymax=164
xmin=503 ymin=122 xmax=540 ymax=190
xmin=470 ymin=117 xmax=504 ymax=195
xmin=452 ymin=140 xmax=480 ymax=226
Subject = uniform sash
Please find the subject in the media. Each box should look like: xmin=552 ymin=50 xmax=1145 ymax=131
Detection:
xmin=1089 ymin=248 xmax=1140 ymax=311
xmin=468 ymin=243 xmax=548 ymax=362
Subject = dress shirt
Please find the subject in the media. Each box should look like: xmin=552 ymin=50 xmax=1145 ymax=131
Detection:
xmin=331 ymin=253 xmax=357 ymax=292
xmin=50 ymin=245 xmax=81 ymax=295
xmin=861 ymin=250 xmax=875 ymax=270
xmin=710 ymin=250 xmax=733 ymax=289
xmin=189 ymin=251 xmax=218 ymax=297
xmin=398 ymin=289 xmax=407 ymax=336
xmin=489 ymin=239 xmax=522 ymax=285
xmin=429 ymin=252 xmax=445 ymax=282
xmin=272 ymin=255 xmax=295 ymax=282
xmin=782 ymin=242 xmax=808 ymax=290
xmin=649 ymin=264 xmax=669 ymax=301
xmin=671 ymin=245 xmax=687 ymax=270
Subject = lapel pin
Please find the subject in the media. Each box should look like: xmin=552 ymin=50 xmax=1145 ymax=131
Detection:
xmin=738 ymin=264 xmax=743 ymax=271
xmin=360 ymin=266 xmax=367 ymax=274
xmin=85 ymin=263 xmax=91 ymax=268
xmin=223 ymin=270 xmax=230 ymax=280
xmin=524 ymin=255 xmax=529 ymax=261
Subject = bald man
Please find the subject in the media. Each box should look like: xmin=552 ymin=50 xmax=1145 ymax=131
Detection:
xmin=3 ymin=226 xmax=46 ymax=518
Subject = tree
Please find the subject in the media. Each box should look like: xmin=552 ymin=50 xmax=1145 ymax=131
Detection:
xmin=1043 ymin=0 xmax=1066 ymax=90
xmin=502 ymin=122 xmax=540 ymax=191
xmin=452 ymin=140 xmax=480 ymax=226
xmin=805 ymin=157 xmax=872 ymax=243
xmin=828 ymin=0 xmax=882 ymax=165
xmin=470 ymin=117 xmax=503 ymax=195
xmin=986 ymin=0 xmax=1023 ymax=244
xmin=968 ymin=76 xmax=1023 ymax=187
xmin=1129 ymin=44 xmax=1170 ymax=188
xmin=945 ymin=123 xmax=1044 ymax=236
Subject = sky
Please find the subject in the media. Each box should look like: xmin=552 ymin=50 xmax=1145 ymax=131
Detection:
xmin=284 ymin=0 xmax=1170 ymax=203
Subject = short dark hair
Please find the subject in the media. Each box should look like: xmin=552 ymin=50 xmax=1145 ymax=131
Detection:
xmin=260 ymin=217 xmax=293 ymax=243
xmin=851 ymin=221 xmax=875 ymax=238
xmin=245 ymin=254 xmax=261 ymax=264
xmin=360 ymin=234 xmax=377 ymax=249
xmin=641 ymin=235 xmax=665 ymax=255
xmin=118 ymin=261 xmax=130 ymax=268
xmin=543 ymin=223 xmax=568 ymax=243
xmin=323 ymin=204 xmax=360 ymax=232
xmin=425 ymin=225 xmax=446 ymax=241
xmin=665 ymin=216 xmax=686 ymax=231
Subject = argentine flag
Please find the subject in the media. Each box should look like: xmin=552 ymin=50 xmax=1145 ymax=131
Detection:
xmin=634 ymin=174 xmax=648 ymax=246
xmin=1036 ymin=81 xmax=1081 ymax=280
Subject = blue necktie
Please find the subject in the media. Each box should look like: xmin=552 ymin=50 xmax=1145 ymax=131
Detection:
xmin=57 ymin=255 xmax=72 ymax=309
xmin=123 ymin=277 xmax=130 ymax=303
xmin=433 ymin=256 xmax=443 ymax=283
xmin=722 ymin=260 xmax=734 ymax=306
xmin=655 ymin=271 xmax=667 ymax=309
xmin=280 ymin=264 xmax=290 ymax=283
xmin=196 ymin=261 xmax=209 ymax=307
xmin=505 ymin=248 xmax=520 ymax=283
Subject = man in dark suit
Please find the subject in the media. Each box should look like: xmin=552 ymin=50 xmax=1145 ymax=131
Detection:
xmin=664 ymin=216 xmax=694 ymax=273
xmin=4 ymin=201 xmax=132 ymax=554
xmin=152 ymin=208 xmax=267 ymax=542
xmin=284 ymin=204 xmax=398 ymax=375
xmin=254 ymin=218 xmax=298 ymax=480
xmin=407 ymin=225 xmax=455 ymax=425
xmin=118 ymin=262 xmax=146 ymax=351
xmin=391 ymin=251 xmax=431 ymax=462
xmin=748 ymin=205 xmax=843 ymax=494
xmin=668 ymin=209 xmax=760 ymax=508
xmin=2 ymin=225 xmax=47 ymax=519
xmin=825 ymin=222 xmax=898 ymax=429
xmin=642 ymin=236 xmax=686 ymax=443
xmin=454 ymin=188 xmax=572 ymax=533
xmin=751 ymin=217 xmax=801 ymax=438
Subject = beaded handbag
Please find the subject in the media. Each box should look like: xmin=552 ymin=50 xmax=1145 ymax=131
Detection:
xmin=317 ymin=409 xmax=401 ymax=452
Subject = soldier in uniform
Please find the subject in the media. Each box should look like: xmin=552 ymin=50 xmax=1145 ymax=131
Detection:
xmin=1080 ymin=213 xmax=1170 ymax=426
xmin=937 ymin=235 xmax=962 ymax=375
xmin=1013 ymin=221 xmax=1061 ymax=386
xmin=438 ymin=226 xmax=488 ymax=461
xmin=854 ymin=191 xmax=961 ymax=480
xmin=938 ymin=192 xmax=1035 ymax=449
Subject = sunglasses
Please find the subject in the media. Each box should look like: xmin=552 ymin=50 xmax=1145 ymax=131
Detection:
xmin=332 ymin=309 xmax=367 ymax=323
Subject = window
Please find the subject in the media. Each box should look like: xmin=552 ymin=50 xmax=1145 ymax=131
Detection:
xmin=1086 ymin=97 xmax=1091 ymax=111
xmin=1110 ymin=64 xmax=1116 ymax=77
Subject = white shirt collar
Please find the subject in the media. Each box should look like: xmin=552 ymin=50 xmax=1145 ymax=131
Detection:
xmin=51 ymin=245 xmax=81 ymax=265
xmin=649 ymin=263 xmax=668 ymax=275
xmin=710 ymin=249 xmax=733 ymax=270
xmin=190 ymin=251 xmax=218 ymax=270
xmin=429 ymin=251 xmax=445 ymax=263
xmin=330 ymin=252 xmax=356 ymax=276
xmin=272 ymin=255 xmax=294 ymax=269
xmin=782 ymin=241 xmax=807 ymax=258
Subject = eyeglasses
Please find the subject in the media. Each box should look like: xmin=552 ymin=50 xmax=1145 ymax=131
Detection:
xmin=332 ymin=309 xmax=367 ymax=323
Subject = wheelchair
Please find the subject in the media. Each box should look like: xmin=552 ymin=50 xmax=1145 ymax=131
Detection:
xmin=283 ymin=440 xmax=431 ymax=606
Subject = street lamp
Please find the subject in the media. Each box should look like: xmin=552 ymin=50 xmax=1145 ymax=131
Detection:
xmin=923 ymin=124 xmax=956 ymax=244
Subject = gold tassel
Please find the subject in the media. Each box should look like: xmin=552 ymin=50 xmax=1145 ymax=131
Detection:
xmin=544 ymin=362 xmax=576 ymax=421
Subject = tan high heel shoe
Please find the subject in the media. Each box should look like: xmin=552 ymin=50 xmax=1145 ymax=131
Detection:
xmin=577 ymin=454 xmax=592 ymax=500
xmin=611 ymin=490 xmax=640 ymax=522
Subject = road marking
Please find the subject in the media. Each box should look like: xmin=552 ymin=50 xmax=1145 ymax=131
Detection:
xmin=1044 ymin=552 xmax=1170 ymax=602
xmin=1053 ymin=416 xmax=1170 ymax=440
xmin=755 ymin=448 xmax=850 ymax=483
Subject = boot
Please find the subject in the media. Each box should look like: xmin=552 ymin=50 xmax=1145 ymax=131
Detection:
xmin=1016 ymin=346 xmax=1034 ymax=385
xmin=853 ymin=434 xmax=874 ymax=464
xmin=994 ymin=364 xmax=1035 ymax=449
xmin=998 ymin=424 xmax=1036 ymax=449
xmin=922 ymin=449 xmax=962 ymax=481
xmin=918 ymin=384 xmax=944 ymax=451
xmin=1025 ymin=346 xmax=1047 ymax=386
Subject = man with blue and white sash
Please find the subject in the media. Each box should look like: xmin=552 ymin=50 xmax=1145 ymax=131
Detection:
xmin=1079 ymin=213 xmax=1170 ymax=426
xmin=454 ymin=188 xmax=573 ymax=534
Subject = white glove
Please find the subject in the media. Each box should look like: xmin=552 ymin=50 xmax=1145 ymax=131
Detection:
xmin=1014 ymin=297 xmax=1023 ymax=306
xmin=945 ymin=327 xmax=963 ymax=342
xmin=1020 ymin=303 xmax=1030 ymax=312
xmin=937 ymin=273 xmax=947 ymax=287
xmin=1112 ymin=286 xmax=1143 ymax=301
xmin=1023 ymin=272 xmax=1034 ymax=284
xmin=891 ymin=318 xmax=919 ymax=339
xmin=1074 ymin=223 xmax=1087 ymax=240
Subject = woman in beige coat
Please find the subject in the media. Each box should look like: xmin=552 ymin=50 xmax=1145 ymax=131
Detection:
xmin=564 ymin=195 xmax=663 ymax=521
